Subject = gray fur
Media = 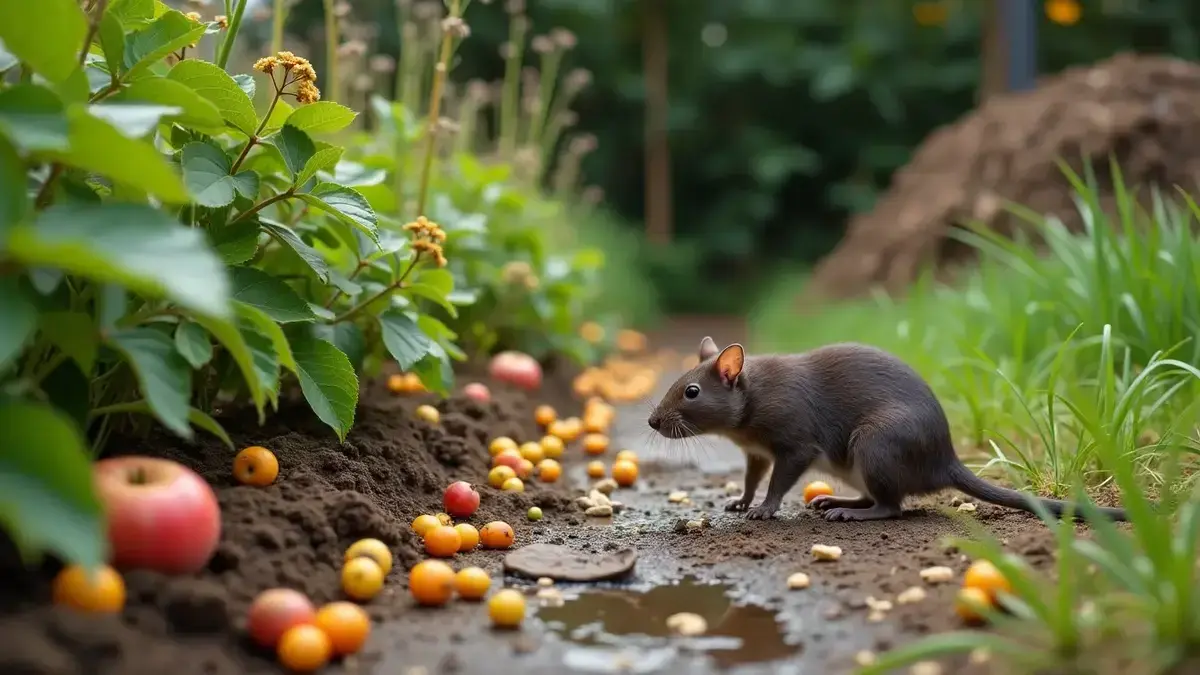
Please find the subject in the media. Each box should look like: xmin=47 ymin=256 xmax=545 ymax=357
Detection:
xmin=647 ymin=338 xmax=1130 ymax=523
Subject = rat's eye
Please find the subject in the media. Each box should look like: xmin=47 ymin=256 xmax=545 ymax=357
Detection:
xmin=684 ymin=384 xmax=701 ymax=399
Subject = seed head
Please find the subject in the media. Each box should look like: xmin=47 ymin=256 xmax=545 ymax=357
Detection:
xmin=564 ymin=68 xmax=592 ymax=94
xmin=499 ymin=42 xmax=516 ymax=59
xmin=505 ymin=0 xmax=525 ymax=14
xmin=370 ymin=54 xmax=397 ymax=73
xmin=295 ymin=81 xmax=321 ymax=104
xmin=184 ymin=11 xmax=203 ymax=22
xmin=531 ymin=35 xmax=554 ymax=54
xmin=442 ymin=16 xmax=470 ymax=39
xmin=215 ymin=15 xmax=228 ymax=29
xmin=334 ymin=1 xmax=352 ymax=17
xmin=550 ymin=28 xmax=576 ymax=49
xmin=253 ymin=55 xmax=279 ymax=74
xmin=337 ymin=40 xmax=368 ymax=58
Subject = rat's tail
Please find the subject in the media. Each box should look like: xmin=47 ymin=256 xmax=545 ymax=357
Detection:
xmin=947 ymin=463 xmax=1129 ymax=522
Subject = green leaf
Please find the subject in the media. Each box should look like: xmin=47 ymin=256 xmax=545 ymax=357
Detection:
xmin=39 ymin=311 xmax=98 ymax=372
xmin=8 ymin=203 xmax=230 ymax=317
xmin=181 ymin=142 xmax=240 ymax=207
xmin=236 ymin=303 xmax=295 ymax=371
xmin=0 ymin=136 xmax=26 ymax=239
xmin=0 ymin=0 xmax=87 ymax=82
xmin=98 ymin=12 xmax=126 ymax=78
xmin=45 ymin=106 xmax=189 ymax=203
xmin=260 ymin=98 xmax=293 ymax=136
xmin=108 ymin=328 xmax=193 ymax=439
xmin=87 ymin=103 xmax=182 ymax=138
xmin=412 ymin=346 xmax=453 ymax=395
xmin=207 ymin=220 xmax=261 ymax=264
xmin=190 ymin=313 xmax=267 ymax=416
xmin=0 ymin=278 xmax=37 ymax=369
xmin=229 ymin=266 xmax=316 ymax=323
xmin=406 ymin=267 xmax=457 ymax=317
xmin=114 ymin=77 xmax=224 ymax=130
xmin=314 ymin=322 xmax=364 ymax=372
xmin=167 ymin=59 xmax=258 ymax=136
xmin=0 ymin=400 xmax=107 ymax=570
xmin=109 ymin=0 xmax=158 ymax=28
xmin=122 ymin=10 xmax=207 ymax=79
xmin=299 ymin=183 xmax=377 ymax=239
xmin=378 ymin=309 xmax=433 ymax=370
xmin=273 ymin=124 xmax=315 ymax=181
xmin=297 ymin=146 xmax=343 ymax=186
xmin=290 ymin=331 xmax=357 ymax=441
xmin=259 ymin=218 xmax=331 ymax=282
xmin=241 ymin=321 xmax=280 ymax=408
xmin=283 ymin=101 xmax=357 ymax=135
xmin=174 ymin=320 xmax=212 ymax=368
xmin=187 ymin=407 xmax=233 ymax=448
xmin=233 ymin=73 xmax=255 ymax=99
xmin=0 ymin=84 xmax=70 ymax=153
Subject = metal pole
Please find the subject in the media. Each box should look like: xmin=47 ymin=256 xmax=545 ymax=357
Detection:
xmin=1004 ymin=0 xmax=1038 ymax=91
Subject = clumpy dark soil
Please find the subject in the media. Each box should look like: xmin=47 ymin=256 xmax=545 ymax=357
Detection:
xmin=0 ymin=364 xmax=582 ymax=675
xmin=808 ymin=52 xmax=1200 ymax=300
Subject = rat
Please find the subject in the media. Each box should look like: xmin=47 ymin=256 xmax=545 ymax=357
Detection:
xmin=646 ymin=337 xmax=1129 ymax=522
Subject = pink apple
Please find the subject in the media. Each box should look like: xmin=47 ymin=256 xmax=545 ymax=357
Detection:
xmin=492 ymin=450 xmax=524 ymax=473
xmin=94 ymin=456 xmax=221 ymax=575
xmin=462 ymin=382 xmax=491 ymax=403
xmin=246 ymin=588 xmax=316 ymax=648
xmin=443 ymin=481 xmax=480 ymax=518
xmin=488 ymin=351 xmax=542 ymax=391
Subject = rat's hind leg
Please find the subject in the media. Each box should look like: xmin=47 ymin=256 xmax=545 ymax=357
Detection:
xmin=808 ymin=495 xmax=874 ymax=511
xmin=820 ymin=426 xmax=907 ymax=522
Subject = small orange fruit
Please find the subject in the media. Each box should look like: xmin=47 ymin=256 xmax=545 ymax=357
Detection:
xmin=454 ymin=523 xmax=480 ymax=552
xmin=963 ymin=560 xmax=1012 ymax=600
xmin=314 ymin=601 xmax=371 ymax=655
xmin=52 ymin=564 xmax=125 ymax=613
xmin=489 ymin=465 xmax=517 ymax=488
xmin=616 ymin=329 xmax=647 ymax=352
xmin=516 ymin=458 xmax=534 ymax=480
xmin=502 ymin=476 xmax=525 ymax=492
xmin=233 ymin=446 xmax=279 ymax=486
xmin=454 ymin=566 xmax=491 ymax=600
xmin=583 ymin=433 xmax=609 ymax=455
xmin=277 ymin=624 xmax=333 ymax=672
xmin=424 ymin=525 xmax=462 ymax=558
xmin=488 ymin=588 xmax=527 ymax=628
xmin=412 ymin=514 xmax=440 ymax=537
xmin=955 ymin=586 xmax=992 ymax=624
xmin=402 ymin=372 xmax=425 ymax=392
xmin=344 ymin=538 xmax=393 ymax=576
xmin=537 ymin=459 xmax=562 ymax=483
xmin=341 ymin=557 xmax=385 ymax=601
xmin=540 ymin=435 xmax=565 ymax=459
xmin=489 ymin=436 xmax=518 ymax=456
xmin=611 ymin=460 xmax=638 ymax=487
xmin=479 ymin=521 xmax=515 ymax=549
xmin=386 ymin=373 xmax=406 ymax=393
xmin=614 ymin=450 xmax=638 ymax=464
xmin=802 ymin=481 xmax=834 ymax=504
xmin=409 ymin=560 xmax=455 ymax=606
xmin=415 ymin=404 xmax=440 ymax=424
xmin=579 ymin=321 xmax=605 ymax=343
xmin=586 ymin=460 xmax=606 ymax=478
xmin=519 ymin=441 xmax=545 ymax=464
xmin=534 ymin=405 xmax=556 ymax=427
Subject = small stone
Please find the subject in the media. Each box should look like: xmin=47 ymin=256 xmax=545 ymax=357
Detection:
xmin=537 ymin=577 xmax=554 ymax=587
xmin=585 ymin=505 xmax=613 ymax=518
xmin=685 ymin=520 xmax=703 ymax=532
xmin=867 ymin=609 xmax=887 ymax=622
xmin=911 ymin=661 xmax=944 ymax=675
xmin=969 ymin=648 xmax=991 ymax=664
xmin=668 ymin=490 xmax=688 ymax=503
xmin=536 ymin=587 xmax=564 ymax=606
xmin=681 ymin=497 xmax=692 ymax=505
xmin=897 ymin=586 xmax=927 ymax=604
xmin=610 ymin=501 xmax=626 ymax=513
xmin=787 ymin=572 xmax=811 ymax=590
xmin=865 ymin=596 xmax=893 ymax=612
xmin=665 ymin=612 xmax=707 ymax=636
xmin=811 ymin=544 xmax=842 ymax=561
xmin=919 ymin=566 xmax=954 ymax=584
xmin=672 ymin=519 xmax=689 ymax=533
xmin=575 ymin=497 xmax=595 ymax=510
xmin=957 ymin=502 xmax=977 ymax=513
xmin=855 ymin=650 xmax=876 ymax=667
xmin=723 ymin=481 xmax=740 ymax=494
xmin=949 ymin=495 xmax=963 ymax=506
xmin=589 ymin=489 xmax=612 ymax=507
xmin=594 ymin=478 xmax=618 ymax=494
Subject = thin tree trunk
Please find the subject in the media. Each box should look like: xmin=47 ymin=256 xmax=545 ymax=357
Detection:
xmin=643 ymin=0 xmax=672 ymax=245
xmin=980 ymin=0 xmax=1008 ymax=103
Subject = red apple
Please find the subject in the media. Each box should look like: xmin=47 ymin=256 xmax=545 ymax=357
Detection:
xmin=94 ymin=456 xmax=221 ymax=575
xmin=492 ymin=450 xmax=524 ymax=473
xmin=247 ymin=588 xmax=316 ymax=648
xmin=488 ymin=351 xmax=542 ymax=391
xmin=462 ymin=382 xmax=491 ymax=403
xmin=443 ymin=481 xmax=480 ymax=518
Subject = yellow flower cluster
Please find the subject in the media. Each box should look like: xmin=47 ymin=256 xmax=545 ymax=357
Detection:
xmin=403 ymin=216 xmax=448 ymax=267
xmin=184 ymin=11 xmax=202 ymax=21
xmin=253 ymin=51 xmax=321 ymax=104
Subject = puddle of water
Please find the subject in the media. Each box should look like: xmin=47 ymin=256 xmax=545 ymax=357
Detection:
xmin=537 ymin=577 xmax=799 ymax=672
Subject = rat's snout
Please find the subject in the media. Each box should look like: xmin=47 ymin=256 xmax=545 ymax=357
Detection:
xmin=647 ymin=413 xmax=661 ymax=431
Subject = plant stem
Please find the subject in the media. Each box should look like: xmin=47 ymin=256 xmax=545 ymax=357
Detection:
xmin=232 ymin=189 xmax=295 ymax=224
xmin=31 ymin=352 xmax=69 ymax=386
xmin=415 ymin=0 xmax=460 ymax=217
xmin=215 ymin=0 xmax=249 ymax=70
xmin=498 ymin=16 xmax=527 ymax=158
xmin=322 ymin=0 xmax=339 ymax=102
xmin=332 ymin=253 xmax=423 ymax=323
xmin=528 ymin=50 xmax=560 ymax=151
xmin=271 ymin=0 xmax=288 ymax=54
xmin=89 ymin=400 xmax=148 ymax=419
xmin=34 ymin=165 xmax=64 ymax=209
xmin=79 ymin=0 xmax=109 ymax=67
xmin=230 ymin=74 xmax=286 ymax=174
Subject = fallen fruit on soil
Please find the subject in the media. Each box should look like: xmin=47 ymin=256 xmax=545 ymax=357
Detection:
xmin=493 ymin=449 xmax=524 ymax=472
xmin=480 ymin=521 xmax=515 ymax=549
xmin=415 ymin=404 xmax=440 ymax=424
xmin=443 ymin=481 xmax=481 ymax=518
xmin=614 ymin=449 xmax=638 ymax=464
xmin=455 ymin=523 xmax=480 ymax=552
xmin=488 ymin=589 xmax=527 ymax=628
xmin=955 ymin=586 xmax=992 ymax=624
xmin=534 ymin=404 xmax=556 ymax=427
xmin=586 ymin=460 xmax=606 ymax=478
xmin=611 ymin=459 xmax=638 ymax=486
xmin=787 ymin=572 xmax=811 ymax=590
xmin=424 ymin=525 xmax=463 ymax=558
xmin=668 ymin=490 xmax=688 ymax=503
xmin=463 ymin=382 xmax=491 ymax=403
xmin=94 ymin=456 xmax=221 ymax=575
xmin=502 ymin=476 xmax=525 ymax=492
xmin=489 ymin=436 xmax=518 ymax=456
xmin=579 ymin=321 xmax=605 ymax=343
xmin=519 ymin=441 xmax=545 ymax=463
xmin=802 ymin=481 xmax=834 ymax=503
xmin=386 ymin=373 xmax=406 ymax=393
xmin=409 ymin=560 xmax=456 ymax=606
xmin=247 ymin=588 xmax=317 ymax=648
xmin=536 ymin=458 xmax=562 ymax=482
xmin=412 ymin=514 xmax=440 ymax=537
xmin=344 ymin=538 xmax=394 ymax=576
xmin=527 ymin=506 xmax=543 ymax=521
xmin=515 ymin=458 xmax=534 ymax=479
xmin=811 ymin=544 xmax=843 ymax=561
xmin=342 ymin=557 xmax=385 ymax=601
xmin=315 ymin=601 xmax=371 ymax=656
xmin=435 ymin=512 xmax=453 ymax=526
xmin=455 ymin=567 xmax=491 ymax=600
xmin=277 ymin=623 xmax=332 ymax=672
xmin=963 ymin=560 xmax=1012 ymax=600
xmin=583 ymin=433 xmax=609 ymax=455
xmin=488 ymin=465 xmax=517 ymax=488
xmin=540 ymin=434 xmax=565 ymax=459
xmin=665 ymin=612 xmax=707 ymax=636
xmin=616 ymin=328 xmax=647 ymax=352
xmin=52 ymin=564 xmax=126 ymax=613
xmin=489 ymin=350 xmax=543 ymax=390
xmin=233 ymin=445 xmax=279 ymax=486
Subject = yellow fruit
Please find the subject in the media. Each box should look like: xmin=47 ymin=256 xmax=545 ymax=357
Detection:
xmin=611 ymin=460 xmax=638 ymax=487
xmin=344 ymin=538 xmax=393 ymax=576
xmin=534 ymin=405 xmax=556 ymax=427
xmin=455 ymin=567 xmax=491 ymax=600
xmin=586 ymin=460 xmax=605 ymax=478
xmin=412 ymin=514 xmax=440 ymax=536
xmin=341 ymin=558 xmax=385 ymax=601
xmin=963 ymin=560 xmax=1012 ymax=600
xmin=614 ymin=450 xmax=638 ymax=464
xmin=583 ymin=433 xmax=609 ymax=455
xmin=519 ymin=442 xmax=545 ymax=464
xmin=488 ymin=465 xmax=517 ymax=488
xmin=415 ymin=405 xmax=440 ymax=424
xmin=537 ymin=459 xmax=562 ymax=483
xmin=488 ymin=589 xmax=527 ymax=628
xmin=277 ymin=624 xmax=333 ymax=672
xmin=502 ymin=477 xmax=525 ymax=492
xmin=540 ymin=435 xmax=565 ymax=459
xmin=454 ymin=524 xmax=480 ymax=552
xmin=489 ymin=437 xmax=518 ymax=456
xmin=52 ymin=564 xmax=126 ymax=613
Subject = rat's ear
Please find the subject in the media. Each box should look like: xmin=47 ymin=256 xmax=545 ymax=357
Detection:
xmin=715 ymin=343 xmax=745 ymax=386
xmin=698 ymin=336 xmax=719 ymax=361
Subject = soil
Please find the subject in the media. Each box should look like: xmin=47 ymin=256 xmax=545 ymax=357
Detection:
xmin=0 ymin=319 xmax=1068 ymax=675
xmin=807 ymin=52 xmax=1200 ymax=300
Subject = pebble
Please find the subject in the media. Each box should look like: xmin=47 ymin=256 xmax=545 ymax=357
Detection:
xmin=969 ymin=648 xmax=991 ymax=664
xmin=811 ymin=544 xmax=842 ymax=561
xmin=668 ymin=490 xmax=688 ymax=503
xmin=594 ymin=478 xmax=618 ymax=494
xmin=911 ymin=661 xmax=943 ymax=675
xmin=723 ymin=481 xmax=740 ymax=494
xmin=957 ymin=502 xmax=977 ymax=513
xmin=919 ymin=565 xmax=955 ymax=583
xmin=585 ymin=505 xmax=614 ymax=518
xmin=786 ymin=572 xmax=811 ymax=590
xmin=575 ymin=497 xmax=595 ymax=510
xmin=665 ymin=612 xmax=707 ymax=636
xmin=537 ymin=577 xmax=554 ymax=587
xmin=867 ymin=609 xmax=887 ymax=623
xmin=897 ymin=586 xmax=927 ymax=604
xmin=865 ymin=596 xmax=893 ymax=612
xmin=854 ymin=650 xmax=876 ymax=667
xmin=536 ymin=587 xmax=564 ymax=607
xmin=589 ymin=489 xmax=612 ymax=507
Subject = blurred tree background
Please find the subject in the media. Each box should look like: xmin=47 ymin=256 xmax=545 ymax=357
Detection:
xmin=248 ymin=0 xmax=1200 ymax=314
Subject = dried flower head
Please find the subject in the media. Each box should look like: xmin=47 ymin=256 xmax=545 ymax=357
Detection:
xmin=505 ymin=0 xmax=525 ymax=14
xmin=253 ymin=55 xmax=279 ymax=74
xmin=295 ymin=80 xmax=321 ymax=104
xmin=550 ymin=28 xmax=577 ymax=49
xmin=442 ymin=16 xmax=470 ymax=39
xmin=404 ymin=217 xmax=448 ymax=267
xmin=337 ymin=40 xmax=368 ymax=58
xmin=184 ymin=11 xmax=203 ymax=21
xmin=334 ymin=1 xmax=352 ymax=17
xmin=369 ymin=54 xmax=397 ymax=73
xmin=569 ymin=134 xmax=598 ymax=155
xmin=499 ymin=42 xmax=516 ymax=59
xmin=215 ymin=15 xmax=228 ymax=29
xmin=531 ymin=35 xmax=554 ymax=54
xmin=466 ymin=79 xmax=490 ymax=102
xmin=564 ymin=68 xmax=592 ymax=94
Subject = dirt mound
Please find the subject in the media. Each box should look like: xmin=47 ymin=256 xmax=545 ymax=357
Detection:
xmin=0 ymin=366 xmax=581 ymax=674
xmin=808 ymin=52 xmax=1200 ymax=299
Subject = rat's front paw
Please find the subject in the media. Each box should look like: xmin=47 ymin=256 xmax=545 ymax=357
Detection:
xmin=724 ymin=496 xmax=751 ymax=512
xmin=745 ymin=503 xmax=778 ymax=520
xmin=807 ymin=495 xmax=836 ymax=511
